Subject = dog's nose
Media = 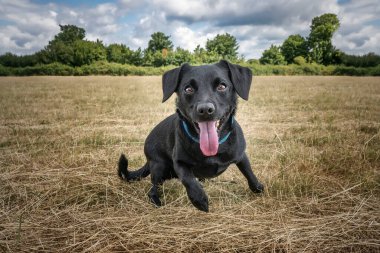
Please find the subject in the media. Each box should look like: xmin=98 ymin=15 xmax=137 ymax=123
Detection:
xmin=197 ymin=103 xmax=215 ymax=116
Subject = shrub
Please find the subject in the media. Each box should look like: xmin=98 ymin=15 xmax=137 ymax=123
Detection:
xmin=1 ymin=61 xmax=379 ymax=76
xmin=302 ymin=63 xmax=322 ymax=75
xmin=294 ymin=56 xmax=307 ymax=65
xmin=333 ymin=66 xmax=367 ymax=76
xmin=260 ymin=45 xmax=287 ymax=65
xmin=369 ymin=65 xmax=380 ymax=76
xmin=341 ymin=52 xmax=380 ymax=68
xmin=0 ymin=64 xmax=11 ymax=76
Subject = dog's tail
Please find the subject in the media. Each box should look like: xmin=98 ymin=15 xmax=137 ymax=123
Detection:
xmin=118 ymin=154 xmax=150 ymax=181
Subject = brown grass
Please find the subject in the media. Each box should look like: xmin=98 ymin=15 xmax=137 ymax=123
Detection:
xmin=0 ymin=76 xmax=379 ymax=252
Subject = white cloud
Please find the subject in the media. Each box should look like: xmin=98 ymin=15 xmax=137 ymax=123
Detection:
xmin=0 ymin=0 xmax=379 ymax=58
xmin=147 ymin=0 xmax=342 ymax=58
xmin=333 ymin=0 xmax=380 ymax=55
xmin=334 ymin=26 xmax=380 ymax=55
xmin=338 ymin=0 xmax=379 ymax=26
xmin=118 ymin=0 xmax=146 ymax=9
xmin=0 ymin=0 xmax=59 ymax=54
xmin=0 ymin=0 xmax=130 ymax=54
xmin=153 ymin=0 xmax=339 ymax=27
xmin=171 ymin=26 xmax=217 ymax=51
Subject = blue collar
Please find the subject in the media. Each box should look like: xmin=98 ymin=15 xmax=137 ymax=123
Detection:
xmin=181 ymin=116 xmax=234 ymax=144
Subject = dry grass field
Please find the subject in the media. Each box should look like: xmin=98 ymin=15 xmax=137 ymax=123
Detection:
xmin=0 ymin=76 xmax=379 ymax=252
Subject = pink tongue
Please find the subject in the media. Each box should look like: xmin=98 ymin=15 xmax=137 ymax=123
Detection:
xmin=198 ymin=121 xmax=218 ymax=156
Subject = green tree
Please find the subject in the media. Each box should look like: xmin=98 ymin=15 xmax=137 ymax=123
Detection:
xmin=0 ymin=53 xmax=18 ymax=67
xmin=193 ymin=45 xmax=220 ymax=64
xmin=73 ymin=40 xmax=107 ymax=66
xmin=341 ymin=52 xmax=380 ymax=67
xmin=45 ymin=40 xmax=74 ymax=65
xmin=281 ymin=34 xmax=307 ymax=64
xmin=307 ymin=13 xmax=340 ymax=65
xmin=53 ymin=24 xmax=86 ymax=44
xmin=205 ymin=33 xmax=239 ymax=60
xmin=129 ymin=48 xmax=144 ymax=66
xmin=143 ymin=48 xmax=173 ymax=67
xmin=43 ymin=24 xmax=87 ymax=65
xmin=259 ymin=45 xmax=286 ymax=65
xmin=107 ymin=43 xmax=132 ymax=64
xmin=0 ymin=52 xmax=39 ymax=67
xmin=41 ymin=25 xmax=108 ymax=66
xmin=147 ymin=32 xmax=173 ymax=53
xmin=193 ymin=45 xmax=207 ymax=63
xmin=143 ymin=50 xmax=166 ymax=67
xmin=172 ymin=47 xmax=193 ymax=65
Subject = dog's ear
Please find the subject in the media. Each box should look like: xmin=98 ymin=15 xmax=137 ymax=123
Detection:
xmin=162 ymin=63 xmax=190 ymax=102
xmin=217 ymin=60 xmax=252 ymax=100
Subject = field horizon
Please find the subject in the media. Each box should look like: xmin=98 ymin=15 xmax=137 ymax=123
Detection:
xmin=0 ymin=76 xmax=379 ymax=252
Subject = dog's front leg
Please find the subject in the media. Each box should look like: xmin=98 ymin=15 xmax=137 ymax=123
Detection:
xmin=236 ymin=153 xmax=264 ymax=193
xmin=174 ymin=161 xmax=209 ymax=212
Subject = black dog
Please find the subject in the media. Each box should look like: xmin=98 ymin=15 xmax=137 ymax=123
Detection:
xmin=118 ymin=60 xmax=263 ymax=212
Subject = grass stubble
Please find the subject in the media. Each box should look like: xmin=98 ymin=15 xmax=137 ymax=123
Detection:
xmin=0 ymin=76 xmax=379 ymax=252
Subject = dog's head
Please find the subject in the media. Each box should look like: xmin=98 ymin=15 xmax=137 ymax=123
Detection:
xmin=162 ymin=60 xmax=252 ymax=156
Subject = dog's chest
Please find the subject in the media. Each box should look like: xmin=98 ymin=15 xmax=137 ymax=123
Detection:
xmin=192 ymin=158 xmax=230 ymax=178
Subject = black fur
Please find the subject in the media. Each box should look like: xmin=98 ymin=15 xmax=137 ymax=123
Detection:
xmin=118 ymin=60 xmax=263 ymax=212
xmin=118 ymin=154 xmax=150 ymax=181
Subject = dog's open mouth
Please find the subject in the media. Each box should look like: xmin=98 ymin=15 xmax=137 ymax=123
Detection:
xmin=193 ymin=115 xmax=228 ymax=157
xmin=193 ymin=118 xmax=224 ymax=134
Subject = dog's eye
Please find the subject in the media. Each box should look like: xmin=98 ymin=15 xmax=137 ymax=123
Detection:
xmin=184 ymin=86 xmax=194 ymax=94
xmin=217 ymin=83 xmax=227 ymax=92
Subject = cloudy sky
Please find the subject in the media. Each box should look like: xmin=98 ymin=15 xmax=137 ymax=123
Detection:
xmin=0 ymin=0 xmax=379 ymax=59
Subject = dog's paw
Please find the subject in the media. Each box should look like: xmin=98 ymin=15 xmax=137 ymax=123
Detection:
xmin=250 ymin=182 xmax=264 ymax=193
xmin=148 ymin=193 xmax=162 ymax=207
xmin=187 ymin=188 xmax=209 ymax=212
xmin=190 ymin=195 xmax=209 ymax=212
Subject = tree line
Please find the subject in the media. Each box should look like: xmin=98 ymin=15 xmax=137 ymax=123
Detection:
xmin=259 ymin=13 xmax=380 ymax=67
xmin=0 ymin=25 xmax=240 ymax=68
xmin=0 ymin=13 xmax=379 ymax=75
